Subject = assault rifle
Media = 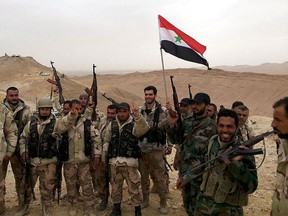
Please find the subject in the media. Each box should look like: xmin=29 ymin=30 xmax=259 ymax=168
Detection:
xmin=24 ymin=157 xmax=36 ymax=204
xmin=191 ymin=130 xmax=275 ymax=179
xmin=188 ymin=84 xmax=192 ymax=99
xmin=102 ymin=93 xmax=119 ymax=106
xmin=85 ymin=64 xmax=98 ymax=121
xmin=55 ymin=134 xmax=62 ymax=204
xmin=47 ymin=61 xmax=65 ymax=105
xmin=170 ymin=75 xmax=184 ymax=143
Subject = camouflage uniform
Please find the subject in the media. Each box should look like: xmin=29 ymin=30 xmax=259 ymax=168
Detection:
xmin=104 ymin=113 xmax=149 ymax=207
xmin=237 ymin=119 xmax=255 ymax=142
xmin=0 ymin=104 xmax=18 ymax=214
xmin=19 ymin=112 xmax=76 ymax=212
xmin=271 ymin=138 xmax=288 ymax=216
xmin=2 ymin=98 xmax=31 ymax=207
xmin=63 ymin=114 xmax=101 ymax=213
xmin=138 ymin=102 xmax=169 ymax=208
xmin=194 ymin=134 xmax=258 ymax=216
xmin=168 ymin=115 xmax=217 ymax=215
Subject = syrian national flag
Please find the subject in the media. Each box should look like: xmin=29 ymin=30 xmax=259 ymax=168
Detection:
xmin=158 ymin=15 xmax=209 ymax=68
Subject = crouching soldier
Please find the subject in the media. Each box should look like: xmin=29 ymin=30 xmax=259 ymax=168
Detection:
xmin=19 ymin=97 xmax=77 ymax=216
xmin=104 ymin=102 xmax=149 ymax=216
xmin=63 ymin=100 xmax=100 ymax=216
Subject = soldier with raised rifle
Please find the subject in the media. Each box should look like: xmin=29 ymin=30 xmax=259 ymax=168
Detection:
xmin=168 ymin=92 xmax=217 ymax=216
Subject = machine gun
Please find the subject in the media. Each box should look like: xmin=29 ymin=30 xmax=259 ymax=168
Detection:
xmin=85 ymin=64 xmax=98 ymax=121
xmin=190 ymin=130 xmax=275 ymax=179
xmin=170 ymin=75 xmax=184 ymax=143
xmin=101 ymin=93 xmax=119 ymax=106
xmin=47 ymin=61 xmax=65 ymax=105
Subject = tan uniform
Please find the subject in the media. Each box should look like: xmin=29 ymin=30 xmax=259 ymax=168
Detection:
xmin=19 ymin=113 xmax=76 ymax=208
xmin=104 ymin=114 xmax=149 ymax=206
xmin=0 ymin=104 xmax=18 ymax=213
xmin=2 ymin=99 xmax=32 ymax=206
xmin=272 ymin=138 xmax=288 ymax=216
xmin=64 ymin=115 xmax=101 ymax=209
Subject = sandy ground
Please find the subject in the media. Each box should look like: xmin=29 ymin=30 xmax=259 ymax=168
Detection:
xmin=4 ymin=116 xmax=276 ymax=216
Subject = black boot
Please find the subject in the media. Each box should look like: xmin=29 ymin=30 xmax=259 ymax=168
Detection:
xmin=135 ymin=205 xmax=142 ymax=216
xmin=109 ymin=203 xmax=121 ymax=216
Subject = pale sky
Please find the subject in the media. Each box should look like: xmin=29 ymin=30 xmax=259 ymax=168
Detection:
xmin=1 ymin=0 xmax=287 ymax=74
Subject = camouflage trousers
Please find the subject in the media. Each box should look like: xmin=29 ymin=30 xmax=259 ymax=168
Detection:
xmin=181 ymin=182 xmax=200 ymax=215
xmin=110 ymin=164 xmax=142 ymax=206
xmin=0 ymin=163 xmax=5 ymax=209
xmin=95 ymin=160 xmax=109 ymax=201
xmin=138 ymin=149 xmax=168 ymax=200
xmin=31 ymin=163 xmax=56 ymax=207
xmin=2 ymin=152 xmax=26 ymax=206
xmin=89 ymin=159 xmax=97 ymax=192
xmin=194 ymin=193 xmax=243 ymax=216
xmin=64 ymin=162 xmax=95 ymax=208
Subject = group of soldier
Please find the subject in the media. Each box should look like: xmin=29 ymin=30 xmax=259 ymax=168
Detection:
xmin=0 ymin=84 xmax=288 ymax=216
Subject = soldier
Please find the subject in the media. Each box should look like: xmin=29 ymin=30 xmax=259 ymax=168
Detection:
xmin=96 ymin=104 xmax=117 ymax=211
xmin=138 ymin=86 xmax=171 ymax=214
xmin=233 ymin=105 xmax=255 ymax=142
xmin=168 ymin=92 xmax=217 ymax=215
xmin=173 ymin=98 xmax=194 ymax=171
xmin=271 ymin=97 xmax=288 ymax=215
xmin=207 ymin=103 xmax=217 ymax=121
xmin=2 ymin=87 xmax=32 ymax=214
xmin=194 ymin=109 xmax=258 ymax=216
xmin=104 ymin=102 xmax=149 ymax=216
xmin=63 ymin=99 xmax=100 ymax=216
xmin=0 ymin=104 xmax=18 ymax=215
xmin=19 ymin=97 xmax=77 ymax=216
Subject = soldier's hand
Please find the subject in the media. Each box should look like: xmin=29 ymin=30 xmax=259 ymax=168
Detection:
xmin=168 ymin=111 xmax=178 ymax=128
xmin=88 ymin=101 xmax=94 ymax=108
xmin=165 ymin=146 xmax=172 ymax=155
xmin=176 ymin=177 xmax=188 ymax=189
xmin=131 ymin=102 xmax=140 ymax=117
xmin=165 ymin=102 xmax=171 ymax=110
xmin=70 ymin=108 xmax=78 ymax=116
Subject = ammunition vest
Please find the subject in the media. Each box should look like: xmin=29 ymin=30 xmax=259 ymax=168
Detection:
xmin=28 ymin=116 xmax=57 ymax=159
xmin=140 ymin=101 xmax=166 ymax=145
xmin=108 ymin=120 xmax=141 ymax=159
xmin=200 ymin=135 xmax=249 ymax=206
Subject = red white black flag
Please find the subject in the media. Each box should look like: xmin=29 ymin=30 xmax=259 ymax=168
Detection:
xmin=158 ymin=15 xmax=210 ymax=69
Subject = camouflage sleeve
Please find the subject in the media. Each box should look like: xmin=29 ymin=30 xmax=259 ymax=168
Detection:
xmin=103 ymin=122 xmax=112 ymax=154
xmin=5 ymin=110 xmax=18 ymax=157
xmin=54 ymin=112 xmax=77 ymax=134
xmin=91 ymin=126 xmax=102 ymax=158
xmin=227 ymin=156 xmax=258 ymax=193
xmin=132 ymin=114 xmax=150 ymax=138
xmin=22 ymin=106 xmax=32 ymax=126
xmin=19 ymin=120 xmax=30 ymax=155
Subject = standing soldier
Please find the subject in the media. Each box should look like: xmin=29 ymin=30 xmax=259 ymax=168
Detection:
xmin=104 ymin=102 xmax=149 ymax=216
xmin=19 ymin=97 xmax=77 ymax=216
xmin=96 ymin=104 xmax=117 ymax=211
xmin=207 ymin=103 xmax=217 ymax=121
xmin=2 ymin=87 xmax=32 ymax=216
xmin=168 ymin=93 xmax=217 ymax=215
xmin=271 ymin=97 xmax=288 ymax=215
xmin=63 ymin=100 xmax=100 ymax=216
xmin=138 ymin=86 xmax=170 ymax=214
xmin=0 ymin=104 xmax=18 ymax=215
xmin=194 ymin=109 xmax=258 ymax=215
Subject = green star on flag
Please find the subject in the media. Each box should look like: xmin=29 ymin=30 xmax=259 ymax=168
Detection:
xmin=175 ymin=36 xmax=182 ymax=43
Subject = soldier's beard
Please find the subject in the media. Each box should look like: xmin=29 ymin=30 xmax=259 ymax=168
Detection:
xmin=40 ymin=115 xmax=50 ymax=121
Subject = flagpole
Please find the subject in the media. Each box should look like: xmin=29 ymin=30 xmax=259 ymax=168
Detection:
xmin=160 ymin=48 xmax=168 ymax=102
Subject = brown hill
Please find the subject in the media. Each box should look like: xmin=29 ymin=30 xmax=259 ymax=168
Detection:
xmin=73 ymin=68 xmax=288 ymax=117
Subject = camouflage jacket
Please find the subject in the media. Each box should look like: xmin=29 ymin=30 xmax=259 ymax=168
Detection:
xmin=3 ymin=99 xmax=32 ymax=150
xmin=272 ymin=138 xmax=288 ymax=216
xmin=19 ymin=112 xmax=77 ymax=165
xmin=104 ymin=114 xmax=149 ymax=167
xmin=200 ymin=135 xmax=258 ymax=206
xmin=138 ymin=102 xmax=169 ymax=153
xmin=65 ymin=115 xmax=102 ymax=163
xmin=0 ymin=104 xmax=18 ymax=161
xmin=237 ymin=119 xmax=256 ymax=143
xmin=168 ymin=115 xmax=217 ymax=183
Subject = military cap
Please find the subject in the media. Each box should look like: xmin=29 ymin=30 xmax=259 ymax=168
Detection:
xmin=117 ymin=102 xmax=130 ymax=110
xmin=179 ymin=98 xmax=194 ymax=105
